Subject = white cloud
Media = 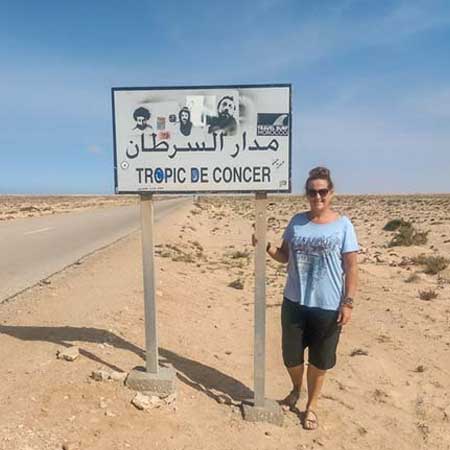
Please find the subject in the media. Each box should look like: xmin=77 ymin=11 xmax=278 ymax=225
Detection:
xmin=238 ymin=0 xmax=450 ymax=75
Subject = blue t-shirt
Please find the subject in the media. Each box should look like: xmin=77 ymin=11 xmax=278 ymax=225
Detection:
xmin=282 ymin=212 xmax=359 ymax=311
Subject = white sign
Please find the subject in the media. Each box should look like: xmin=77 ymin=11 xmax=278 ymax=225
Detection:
xmin=112 ymin=84 xmax=291 ymax=194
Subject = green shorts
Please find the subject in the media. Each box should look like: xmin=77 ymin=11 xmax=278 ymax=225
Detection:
xmin=281 ymin=297 xmax=342 ymax=370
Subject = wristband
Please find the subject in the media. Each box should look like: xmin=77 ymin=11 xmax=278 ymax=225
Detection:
xmin=341 ymin=297 xmax=354 ymax=308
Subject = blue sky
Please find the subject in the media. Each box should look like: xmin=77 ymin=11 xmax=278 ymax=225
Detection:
xmin=1 ymin=0 xmax=449 ymax=194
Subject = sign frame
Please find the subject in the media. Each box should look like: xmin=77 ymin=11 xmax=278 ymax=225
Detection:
xmin=111 ymin=83 xmax=292 ymax=195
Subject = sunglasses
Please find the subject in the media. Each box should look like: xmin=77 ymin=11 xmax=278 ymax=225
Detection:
xmin=307 ymin=188 xmax=330 ymax=198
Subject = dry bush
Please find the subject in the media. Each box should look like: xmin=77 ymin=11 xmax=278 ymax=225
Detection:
xmin=230 ymin=250 xmax=250 ymax=259
xmin=156 ymin=243 xmax=197 ymax=263
xmin=383 ymin=219 xmax=410 ymax=231
xmin=412 ymin=254 xmax=449 ymax=275
xmin=388 ymin=222 xmax=429 ymax=247
xmin=418 ymin=289 xmax=438 ymax=301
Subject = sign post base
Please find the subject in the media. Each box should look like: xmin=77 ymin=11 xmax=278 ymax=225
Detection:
xmin=241 ymin=398 xmax=284 ymax=426
xmin=126 ymin=365 xmax=176 ymax=396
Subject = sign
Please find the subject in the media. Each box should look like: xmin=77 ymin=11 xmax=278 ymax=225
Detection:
xmin=112 ymin=84 xmax=291 ymax=194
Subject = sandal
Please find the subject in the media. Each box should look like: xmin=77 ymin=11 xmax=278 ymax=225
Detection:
xmin=303 ymin=409 xmax=319 ymax=430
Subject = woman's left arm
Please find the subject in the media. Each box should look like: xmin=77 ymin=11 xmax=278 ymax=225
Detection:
xmin=338 ymin=252 xmax=358 ymax=326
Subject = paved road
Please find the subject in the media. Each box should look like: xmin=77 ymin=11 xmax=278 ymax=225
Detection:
xmin=0 ymin=197 xmax=189 ymax=303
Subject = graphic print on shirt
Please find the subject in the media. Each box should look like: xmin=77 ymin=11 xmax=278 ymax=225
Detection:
xmin=292 ymin=233 xmax=341 ymax=291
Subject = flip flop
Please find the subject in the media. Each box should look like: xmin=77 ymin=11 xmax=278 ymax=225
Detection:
xmin=303 ymin=409 xmax=319 ymax=430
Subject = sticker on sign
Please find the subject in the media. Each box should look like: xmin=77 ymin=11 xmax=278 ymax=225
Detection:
xmin=112 ymin=84 xmax=291 ymax=194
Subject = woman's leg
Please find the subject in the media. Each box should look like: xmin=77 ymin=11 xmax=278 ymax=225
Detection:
xmin=303 ymin=307 xmax=340 ymax=429
xmin=304 ymin=364 xmax=327 ymax=429
xmin=283 ymin=363 xmax=304 ymax=407
xmin=281 ymin=299 xmax=306 ymax=408
xmin=287 ymin=364 xmax=305 ymax=390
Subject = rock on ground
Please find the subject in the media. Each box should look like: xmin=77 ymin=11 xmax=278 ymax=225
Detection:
xmin=56 ymin=346 xmax=80 ymax=362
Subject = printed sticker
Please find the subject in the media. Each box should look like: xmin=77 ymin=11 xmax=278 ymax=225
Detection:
xmin=257 ymin=113 xmax=289 ymax=136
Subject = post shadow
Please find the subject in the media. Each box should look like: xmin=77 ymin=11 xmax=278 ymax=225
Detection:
xmin=0 ymin=325 xmax=253 ymax=404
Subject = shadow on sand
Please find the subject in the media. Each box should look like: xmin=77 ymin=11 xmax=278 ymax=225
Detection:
xmin=0 ymin=325 xmax=253 ymax=405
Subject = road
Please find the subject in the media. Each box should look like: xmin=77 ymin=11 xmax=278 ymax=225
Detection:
xmin=0 ymin=197 xmax=189 ymax=303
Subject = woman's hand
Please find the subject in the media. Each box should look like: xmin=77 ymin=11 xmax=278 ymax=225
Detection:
xmin=337 ymin=305 xmax=352 ymax=326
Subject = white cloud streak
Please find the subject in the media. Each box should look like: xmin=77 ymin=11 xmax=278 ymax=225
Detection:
xmin=239 ymin=0 xmax=450 ymax=75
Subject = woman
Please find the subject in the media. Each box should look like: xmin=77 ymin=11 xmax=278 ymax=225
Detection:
xmin=265 ymin=167 xmax=358 ymax=430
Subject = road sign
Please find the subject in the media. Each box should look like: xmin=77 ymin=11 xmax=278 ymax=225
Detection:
xmin=112 ymin=84 xmax=291 ymax=194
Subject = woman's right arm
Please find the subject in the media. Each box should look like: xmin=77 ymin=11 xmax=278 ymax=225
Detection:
xmin=267 ymin=239 xmax=289 ymax=263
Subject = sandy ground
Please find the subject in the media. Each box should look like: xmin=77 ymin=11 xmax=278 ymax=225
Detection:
xmin=0 ymin=195 xmax=138 ymax=221
xmin=1 ymin=194 xmax=450 ymax=450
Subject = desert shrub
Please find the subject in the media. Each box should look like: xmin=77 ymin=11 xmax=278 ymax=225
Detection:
xmin=411 ymin=254 xmax=449 ymax=275
xmin=171 ymin=253 xmax=195 ymax=263
xmin=230 ymin=250 xmax=250 ymax=259
xmin=418 ymin=289 xmax=438 ymax=301
xmin=158 ymin=243 xmax=196 ymax=263
xmin=388 ymin=223 xmax=429 ymax=247
xmin=383 ymin=219 xmax=410 ymax=231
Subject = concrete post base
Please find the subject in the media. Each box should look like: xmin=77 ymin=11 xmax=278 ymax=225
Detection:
xmin=241 ymin=398 xmax=284 ymax=426
xmin=125 ymin=365 xmax=176 ymax=396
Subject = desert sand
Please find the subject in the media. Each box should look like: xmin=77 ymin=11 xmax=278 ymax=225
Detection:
xmin=0 ymin=194 xmax=450 ymax=450
xmin=0 ymin=195 xmax=136 ymax=221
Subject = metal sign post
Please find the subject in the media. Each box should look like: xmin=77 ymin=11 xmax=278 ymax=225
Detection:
xmin=242 ymin=192 xmax=284 ymax=425
xmin=140 ymin=194 xmax=158 ymax=374
xmin=125 ymin=194 xmax=176 ymax=395
xmin=254 ymin=192 xmax=267 ymax=407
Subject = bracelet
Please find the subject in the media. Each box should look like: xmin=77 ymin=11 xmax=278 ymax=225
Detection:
xmin=341 ymin=297 xmax=354 ymax=308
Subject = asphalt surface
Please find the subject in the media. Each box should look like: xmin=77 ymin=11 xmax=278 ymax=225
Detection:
xmin=0 ymin=197 xmax=189 ymax=303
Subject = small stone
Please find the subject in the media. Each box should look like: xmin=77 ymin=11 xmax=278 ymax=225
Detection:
xmin=105 ymin=410 xmax=116 ymax=417
xmin=99 ymin=399 xmax=108 ymax=409
xmin=149 ymin=395 xmax=162 ymax=408
xmin=131 ymin=393 xmax=161 ymax=410
xmin=264 ymin=431 xmax=272 ymax=436
xmin=110 ymin=371 xmax=127 ymax=382
xmin=56 ymin=347 xmax=80 ymax=362
xmin=163 ymin=393 xmax=177 ymax=405
xmin=415 ymin=365 xmax=426 ymax=373
xmin=131 ymin=393 xmax=150 ymax=410
xmin=91 ymin=370 xmax=110 ymax=382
